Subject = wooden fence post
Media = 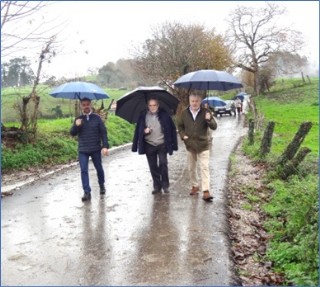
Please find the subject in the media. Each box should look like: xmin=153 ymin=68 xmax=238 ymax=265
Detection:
xmin=259 ymin=121 xmax=275 ymax=157
xmin=277 ymin=122 xmax=313 ymax=166
xmin=248 ymin=118 xmax=254 ymax=145
xmin=279 ymin=147 xmax=311 ymax=180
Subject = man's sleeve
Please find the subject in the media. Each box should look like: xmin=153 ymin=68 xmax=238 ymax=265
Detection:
xmin=70 ymin=118 xmax=81 ymax=136
xmin=176 ymin=113 xmax=186 ymax=139
xmin=207 ymin=116 xmax=217 ymax=130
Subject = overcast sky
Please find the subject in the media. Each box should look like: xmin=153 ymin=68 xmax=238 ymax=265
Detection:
xmin=5 ymin=1 xmax=319 ymax=78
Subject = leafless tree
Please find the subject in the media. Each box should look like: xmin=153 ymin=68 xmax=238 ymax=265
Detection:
xmin=15 ymin=36 xmax=56 ymax=139
xmin=227 ymin=2 xmax=304 ymax=96
xmin=1 ymin=1 xmax=64 ymax=59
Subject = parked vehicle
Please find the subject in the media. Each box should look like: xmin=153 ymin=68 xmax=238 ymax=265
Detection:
xmin=213 ymin=100 xmax=235 ymax=116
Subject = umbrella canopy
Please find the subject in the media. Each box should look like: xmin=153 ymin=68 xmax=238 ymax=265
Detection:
xmin=233 ymin=92 xmax=247 ymax=101
xmin=116 ymin=86 xmax=180 ymax=124
xmin=173 ymin=69 xmax=243 ymax=91
xmin=49 ymin=81 xmax=109 ymax=100
xmin=202 ymin=96 xmax=226 ymax=107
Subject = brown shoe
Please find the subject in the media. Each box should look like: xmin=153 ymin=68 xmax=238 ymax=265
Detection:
xmin=190 ymin=186 xmax=200 ymax=195
xmin=202 ymin=190 xmax=213 ymax=201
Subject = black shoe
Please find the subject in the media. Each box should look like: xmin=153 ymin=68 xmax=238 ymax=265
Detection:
xmin=163 ymin=188 xmax=170 ymax=193
xmin=82 ymin=192 xmax=91 ymax=202
xmin=152 ymin=189 xmax=161 ymax=194
xmin=99 ymin=184 xmax=106 ymax=195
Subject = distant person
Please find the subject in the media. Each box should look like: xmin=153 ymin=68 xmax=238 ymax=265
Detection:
xmin=70 ymin=98 xmax=109 ymax=202
xmin=235 ymin=97 xmax=242 ymax=115
xmin=177 ymin=93 xmax=217 ymax=202
xmin=132 ymin=98 xmax=178 ymax=194
xmin=230 ymin=101 xmax=236 ymax=116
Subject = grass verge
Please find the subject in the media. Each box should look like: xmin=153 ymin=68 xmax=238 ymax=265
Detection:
xmin=242 ymin=77 xmax=318 ymax=285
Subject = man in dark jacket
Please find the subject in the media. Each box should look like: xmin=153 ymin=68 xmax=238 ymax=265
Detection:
xmin=70 ymin=98 xmax=109 ymax=201
xmin=132 ymin=98 xmax=178 ymax=194
xmin=177 ymin=93 xmax=217 ymax=202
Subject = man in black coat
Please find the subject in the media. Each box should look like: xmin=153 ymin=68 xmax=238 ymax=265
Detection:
xmin=70 ymin=98 xmax=109 ymax=201
xmin=132 ymin=98 xmax=178 ymax=194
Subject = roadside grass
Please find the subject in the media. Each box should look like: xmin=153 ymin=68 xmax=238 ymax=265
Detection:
xmin=1 ymin=84 xmax=133 ymax=172
xmin=242 ymin=77 xmax=319 ymax=285
xmin=2 ymin=114 xmax=135 ymax=172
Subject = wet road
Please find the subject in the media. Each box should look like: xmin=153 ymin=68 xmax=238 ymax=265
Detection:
xmin=2 ymin=113 xmax=247 ymax=286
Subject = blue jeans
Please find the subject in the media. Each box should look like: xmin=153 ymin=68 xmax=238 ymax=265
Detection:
xmin=78 ymin=150 xmax=105 ymax=193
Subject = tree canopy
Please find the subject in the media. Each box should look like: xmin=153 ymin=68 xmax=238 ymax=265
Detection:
xmin=133 ymin=22 xmax=233 ymax=88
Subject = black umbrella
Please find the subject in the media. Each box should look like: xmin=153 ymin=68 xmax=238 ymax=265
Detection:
xmin=115 ymin=86 xmax=180 ymax=124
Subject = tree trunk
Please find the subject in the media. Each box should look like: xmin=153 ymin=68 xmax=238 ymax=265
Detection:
xmin=248 ymin=118 xmax=254 ymax=145
xmin=17 ymin=38 xmax=55 ymax=139
xmin=277 ymin=122 xmax=313 ymax=166
xmin=259 ymin=121 xmax=275 ymax=157
xmin=30 ymin=95 xmax=40 ymax=138
xmin=20 ymin=96 xmax=31 ymax=131
xmin=248 ymin=97 xmax=258 ymax=125
xmin=301 ymin=71 xmax=306 ymax=84
xmin=279 ymin=147 xmax=311 ymax=180
xmin=253 ymin=67 xmax=260 ymax=96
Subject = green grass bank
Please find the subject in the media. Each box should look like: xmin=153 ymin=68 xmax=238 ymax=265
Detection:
xmin=1 ymin=86 xmax=134 ymax=172
xmin=242 ymin=77 xmax=318 ymax=285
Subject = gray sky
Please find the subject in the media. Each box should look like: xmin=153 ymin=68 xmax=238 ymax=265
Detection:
xmin=5 ymin=1 xmax=319 ymax=78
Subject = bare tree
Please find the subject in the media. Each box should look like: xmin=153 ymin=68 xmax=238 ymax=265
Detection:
xmin=267 ymin=51 xmax=308 ymax=77
xmin=15 ymin=36 xmax=56 ymax=138
xmin=227 ymin=2 xmax=304 ymax=96
xmin=1 ymin=1 xmax=63 ymax=58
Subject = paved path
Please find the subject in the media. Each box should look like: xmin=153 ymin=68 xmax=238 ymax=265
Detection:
xmin=1 ymin=112 xmax=247 ymax=285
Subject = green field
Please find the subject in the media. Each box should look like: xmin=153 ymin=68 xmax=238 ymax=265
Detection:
xmin=1 ymin=84 xmax=134 ymax=172
xmin=1 ymin=85 xmax=126 ymax=122
xmin=255 ymin=77 xmax=318 ymax=157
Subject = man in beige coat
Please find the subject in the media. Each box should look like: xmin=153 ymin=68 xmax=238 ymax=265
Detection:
xmin=177 ymin=93 xmax=217 ymax=201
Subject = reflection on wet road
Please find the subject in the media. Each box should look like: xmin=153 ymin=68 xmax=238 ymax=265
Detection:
xmin=2 ymin=112 xmax=247 ymax=285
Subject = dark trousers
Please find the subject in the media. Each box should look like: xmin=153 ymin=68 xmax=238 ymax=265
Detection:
xmin=79 ymin=150 xmax=105 ymax=193
xmin=145 ymin=142 xmax=169 ymax=190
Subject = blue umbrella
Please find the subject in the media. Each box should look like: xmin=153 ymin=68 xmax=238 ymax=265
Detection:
xmin=173 ymin=69 xmax=243 ymax=91
xmin=49 ymin=81 xmax=109 ymax=100
xmin=233 ymin=92 xmax=247 ymax=101
xmin=202 ymin=96 xmax=226 ymax=107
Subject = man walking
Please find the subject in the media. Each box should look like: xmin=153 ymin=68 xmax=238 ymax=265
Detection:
xmin=132 ymin=98 xmax=178 ymax=194
xmin=177 ymin=93 xmax=217 ymax=201
xmin=70 ymin=98 xmax=109 ymax=201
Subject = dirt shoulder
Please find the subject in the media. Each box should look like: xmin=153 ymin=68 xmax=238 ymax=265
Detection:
xmin=227 ymin=142 xmax=285 ymax=285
